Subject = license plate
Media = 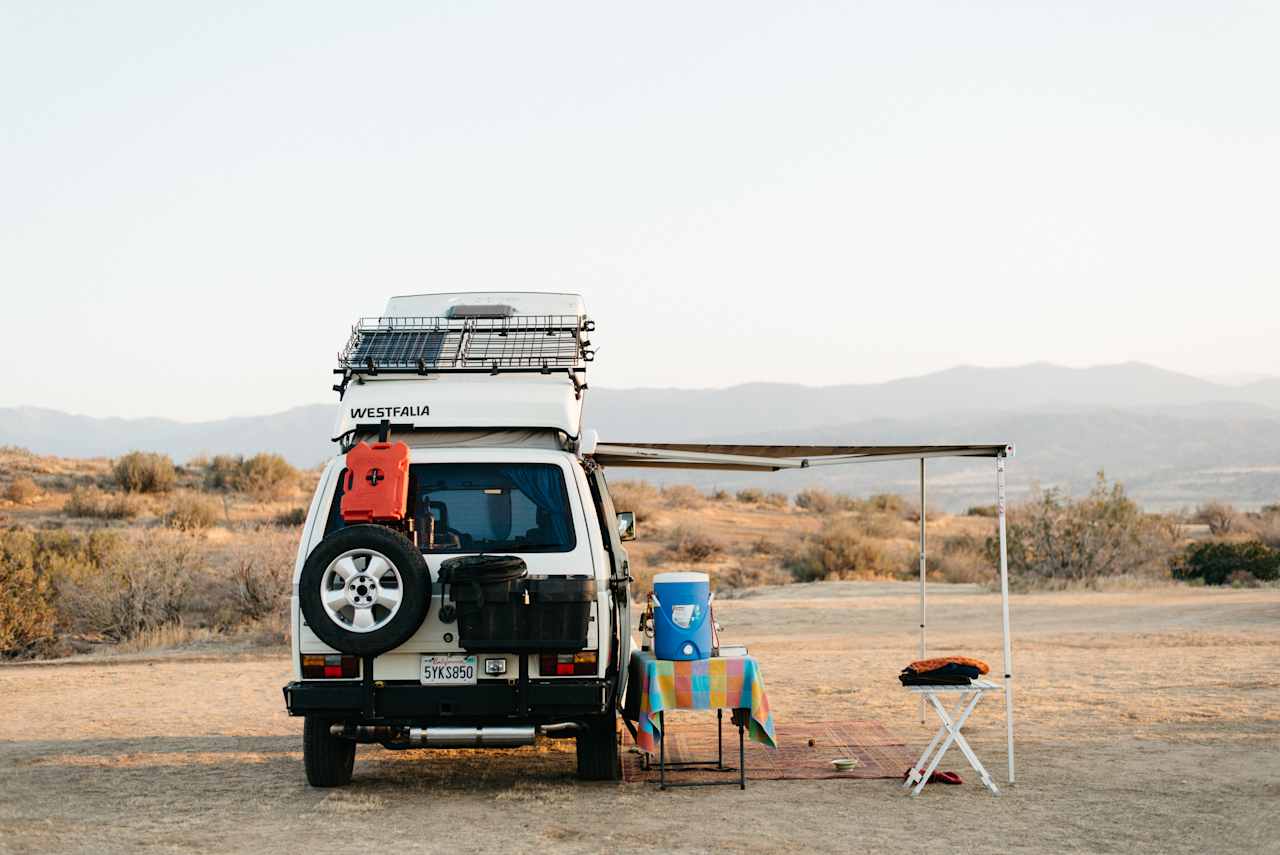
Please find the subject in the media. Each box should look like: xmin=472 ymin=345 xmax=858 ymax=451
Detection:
xmin=420 ymin=655 xmax=477 ymax=686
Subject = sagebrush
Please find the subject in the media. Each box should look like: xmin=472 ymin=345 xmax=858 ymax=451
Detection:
xmin=997 ymin=473 xmax=1182 ymax=587
xmin=112 ymin=451 xmax=177 ymax=494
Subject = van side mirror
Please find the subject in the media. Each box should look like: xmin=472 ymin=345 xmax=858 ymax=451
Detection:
xmin=616 ymin=511 xmax=636 ymax=541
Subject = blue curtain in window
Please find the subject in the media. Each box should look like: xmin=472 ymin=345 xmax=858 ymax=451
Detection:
xmin=498 ymin=465 xmax=572 ymax=546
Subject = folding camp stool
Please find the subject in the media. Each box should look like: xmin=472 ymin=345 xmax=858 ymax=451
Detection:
xmin=903 ymin=680 xmax=1001 ymax=796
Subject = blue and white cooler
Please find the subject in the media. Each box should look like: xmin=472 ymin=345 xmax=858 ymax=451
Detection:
xmin=651 ymin=571 xmax=714 ymax=661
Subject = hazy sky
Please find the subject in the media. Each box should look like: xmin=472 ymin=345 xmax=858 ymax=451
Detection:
xmin=3 ymin=2 xmax=1277 ymax=421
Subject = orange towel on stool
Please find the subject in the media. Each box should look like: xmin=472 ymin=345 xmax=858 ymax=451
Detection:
xmin=907 ymin=656 xmax=989 ymax=675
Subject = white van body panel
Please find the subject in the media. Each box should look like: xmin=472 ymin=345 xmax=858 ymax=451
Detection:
xmin=333 ymin=373 xmax=583 ymax=439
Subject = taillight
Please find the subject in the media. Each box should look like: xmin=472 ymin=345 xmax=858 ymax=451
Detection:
xmin=539 ymin=651 xmax=597 ymax=676
xmin=301 ymin=654 xmax=359 ymax=679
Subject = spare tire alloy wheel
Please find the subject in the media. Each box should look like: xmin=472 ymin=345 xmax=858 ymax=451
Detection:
xmin=323 ymin=549 xmax=402 ymax=633
xmin=299 ymin=526 xmax=430 ymax=657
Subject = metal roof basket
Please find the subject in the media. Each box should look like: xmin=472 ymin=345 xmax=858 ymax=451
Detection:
xmin=333 ymin=314 xmax=595 ymax=396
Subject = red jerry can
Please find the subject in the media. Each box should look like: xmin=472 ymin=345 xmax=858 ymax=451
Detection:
xmin=340 ymin=441 xmax=411 ymax=523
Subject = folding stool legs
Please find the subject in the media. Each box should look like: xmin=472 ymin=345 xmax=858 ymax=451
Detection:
xmin=911 ymin=692 xmax=983 ymax=796
xmin=905 ymin=693 xmax=969 ymax=789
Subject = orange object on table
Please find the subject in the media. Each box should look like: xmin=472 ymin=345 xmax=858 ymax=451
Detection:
xmin=340 ymin=441 xmax=411 ymax=522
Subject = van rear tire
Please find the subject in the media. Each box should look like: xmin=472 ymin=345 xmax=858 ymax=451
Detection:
xmin=304 ymin=716 xmax=355 ymax=787
xmin=575 ymin=711 xmax=620 ymax=781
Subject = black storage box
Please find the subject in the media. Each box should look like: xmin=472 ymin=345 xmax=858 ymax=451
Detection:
xmin=448 ymin=572 xmax=596 ymax=653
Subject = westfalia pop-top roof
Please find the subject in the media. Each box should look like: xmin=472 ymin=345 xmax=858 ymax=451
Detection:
xmin=331 ymin=292 xmax=592 ymax=441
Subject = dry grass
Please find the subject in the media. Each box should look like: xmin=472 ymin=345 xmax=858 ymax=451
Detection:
xmin=0 ymin=584 xmax=1275 ymax=854
xmin=787 ymin=517 xmax=898 ymax=582
xmin=163 ymin=492 xmax=221 ymax=531
xmin=661 ymin=526 xmax=725 ymax=562
xmin=3 ymin=476 xmax=40 ymax=504
xmin=63 ymin=487 xmax=146 ymax=520
xmin=658 ymin=483 xmax=705 ymax=509
xmin=606 ymin=479 xmax=661 ymax=522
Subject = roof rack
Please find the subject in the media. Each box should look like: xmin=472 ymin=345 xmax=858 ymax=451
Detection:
xmin=333 ymin=314 xmax=595 ymax=395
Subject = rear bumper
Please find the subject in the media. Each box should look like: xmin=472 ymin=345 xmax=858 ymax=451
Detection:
xmin=283 ymin=678 xmax=612 ymax=724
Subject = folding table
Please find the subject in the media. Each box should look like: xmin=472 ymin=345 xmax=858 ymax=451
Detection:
xmin=903 ymin=679 xmax=1002 ymax=796
xmin=623 ymin=649 xmax=777 ymax=791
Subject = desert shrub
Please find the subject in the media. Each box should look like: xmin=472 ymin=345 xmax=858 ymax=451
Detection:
xmin=793 ymin=489 xmax=828 ymax=512
xmin=664 ymin=527 xmax=725 ymax=562
xmin=1173 ymin=540 xmax=1280 ymax=586
xmin=226 ymin=533 xmax=295 ymax=622
xmin=997 ymin=473 xmax=1181 ymax=587
xmin=660 ymin=484 xmax=705 ymax=509
xmin=237 ymin=453 xmax=298 ymax=501
xmin=787 ymin=518 xmax=894 ymax=582
xmin=1240 ymin=508 xmax=1280 ymax=549
xmin=62 ymin=488 xmax=98 ymax=518
xmin=200 ymin=453 xmax=298 ymax=500
xmin=164 ymin=492 xmax=220 ymax=531
xmin=28 ymin=528 xmax=124 ymax=578
xmin=0 ymin=528 xmax=124 ymax=652
xmin=62 ymin=487 xmax=143 ymax=520
xmin=61 ymin=533 xmax=200 ymax=640
xmin=0 ymin=530 xmax=57 ymax=655
xmin=607 ymin=480 xmax=661 ymax=522
xmin=854 ymin=510 xmax=906 ymax=540
xmin=715 ymin=558 xmax=790 ymax=592
xmin=747 ymin=535 xmax=783 ymax=556
xmin=925 ymin=533 xmax=993 ymax=584
xmin=708 ymin=488 xmax=730 ymax=502
xmin=112 ymin=451 xmax=177 ymax=494
xmin=966 ymin=505 xmax=998 ymax=518
xmin=1194 ymin=501 xmax=1240 ymax=536
xmin=4 ymin=477 xmax=39 ymax=504
xmin=273 ymin=507 xmax=308 ymax=527
xmin=795 ymin=488 xmax=849 ymax=513
xmin=1227 ymin=570 xmax=1261 ymax=588
xmin=863 ymin=493 xmax=908 ymax=517
xmin=105 ymin=492 xmax=144 ymax=519
xmin=761 ymin=491 xmax=789 ymax=509
xmin=203 ymin=454 xmax=244 ymax=491
xmin=735 ymin=487 xmax=765 ymax=504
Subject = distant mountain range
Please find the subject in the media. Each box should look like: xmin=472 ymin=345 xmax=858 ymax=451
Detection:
xmin=4 ymin=362 xmax=1279 ymax=510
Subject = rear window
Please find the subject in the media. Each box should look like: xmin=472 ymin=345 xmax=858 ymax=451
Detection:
xmin=326 ymin=462 xmax=576 ymax=554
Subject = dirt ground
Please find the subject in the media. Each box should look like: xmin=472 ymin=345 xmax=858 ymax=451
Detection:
xmin=2 ymin=582 xmax=1278 ymax=855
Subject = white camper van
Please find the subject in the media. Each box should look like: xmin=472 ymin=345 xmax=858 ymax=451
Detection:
xmin=284 ymin=292 xmax=633 ymax=786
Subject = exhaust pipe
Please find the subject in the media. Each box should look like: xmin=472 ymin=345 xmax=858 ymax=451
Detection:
xmin=330 ymin=724 xmax=402 ymax=741
xmin=407 ymin=726 xmax=535 ymax=747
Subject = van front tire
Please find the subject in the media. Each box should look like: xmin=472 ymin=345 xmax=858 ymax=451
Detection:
xmin=304 ymin=716 xmax=355 ymax=787
xmin=575 ymin=711 xmax=621 ymax=781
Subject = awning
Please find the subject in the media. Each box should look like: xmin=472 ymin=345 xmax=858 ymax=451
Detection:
xmin=589 ymin=436 xmax=1020 ymax=788
xmin=589 ymin=442 xmax=1014 ymax=471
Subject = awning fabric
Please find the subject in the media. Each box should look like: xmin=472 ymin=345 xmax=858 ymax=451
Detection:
xmin=589 ymin=442 xmax=1014 ymax=471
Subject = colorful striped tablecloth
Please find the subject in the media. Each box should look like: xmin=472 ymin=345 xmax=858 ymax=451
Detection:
xmin=629 ymin=650 xmax=777 ymax=754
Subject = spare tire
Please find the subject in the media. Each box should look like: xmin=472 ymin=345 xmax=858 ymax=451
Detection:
xmin=299 ymin=525 xmax=430 ymax=657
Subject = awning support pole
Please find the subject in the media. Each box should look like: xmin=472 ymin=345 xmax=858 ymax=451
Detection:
xmin=996 ymin=454 xmax=1015 ymax=784
xmin=918 ymin=457 xmax=927 ymax=723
